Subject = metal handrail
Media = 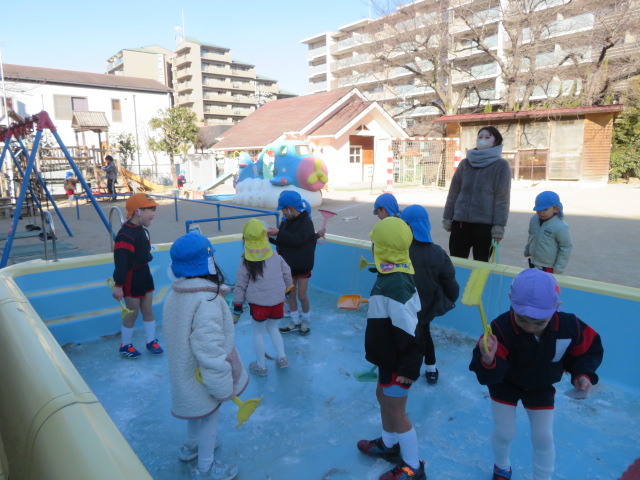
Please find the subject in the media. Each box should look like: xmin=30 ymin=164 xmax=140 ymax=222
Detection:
xmin=41 ymin=210 xmax=58 ymax=262
xmin=108 ymin=206 xmax=126 ymax=252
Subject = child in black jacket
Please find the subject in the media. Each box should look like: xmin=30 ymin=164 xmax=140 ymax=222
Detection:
xmin=401 ymin=205 xmax=459 ymax=384
xmin=267 ymin=190 xmax=324 ymax=336
xmin=469 ymin=268 xmax=603 ymax=480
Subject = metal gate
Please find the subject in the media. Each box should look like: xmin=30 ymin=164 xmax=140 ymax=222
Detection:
xmin=391 ymin=138 xmax=459 ymax=188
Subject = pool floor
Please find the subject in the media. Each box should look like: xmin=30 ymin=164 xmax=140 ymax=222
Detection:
xmin=63 ymin=287 xmax=638 ymax=480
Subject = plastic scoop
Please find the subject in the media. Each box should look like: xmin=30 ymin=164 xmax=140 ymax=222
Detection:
xmin=460 ymin=268 xmax=492 ymax=353
xmin=195 ymin=369 xmax=263 ymax=428
xmin=337 ymin=294 xmax=369 ymax=310
xmin=353 ymin=365 xmax=377 ymax=382
xmin=106 ymin=278 xmax=134 ymax=318
xmin=317 ymin=209 xmax=337 ymax=244
xmin=359 ymin=255 xmax=374 ymax=270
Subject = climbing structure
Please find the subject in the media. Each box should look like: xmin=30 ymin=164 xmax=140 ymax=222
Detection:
xmin=0 ymin=111 xmax=111 ymax=267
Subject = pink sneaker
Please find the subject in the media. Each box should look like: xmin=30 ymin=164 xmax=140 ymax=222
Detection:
xmin=277 ymin=357 xmax=289 ymax=368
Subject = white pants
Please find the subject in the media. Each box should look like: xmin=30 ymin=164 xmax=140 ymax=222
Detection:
xmin=252 ymin=319 xmax=286 ymax=368
xmin=186 ymin=408 xmax=220 ymax=472
xmin=491 ymin=400 xmax=555 ymax=480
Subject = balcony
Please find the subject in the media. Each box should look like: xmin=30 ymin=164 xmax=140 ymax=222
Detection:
xmin=202 ymin=64 xmax=229 ymax=76
xmin=201 ymin=51 xmax=231 ymax=62
xmin=203 ymin=79 xmax=232 ymax=89
xmin=175 ymin=68 xmax=193 ymax=81
xmin=308 ymin=63 xmax=328 ymax=78
xmin=335 ymin=33 xmax=373 ymax=53
xmin=307 ymin=44 xmax=327 ymax=61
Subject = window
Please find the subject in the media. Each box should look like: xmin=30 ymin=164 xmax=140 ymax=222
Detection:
xmin=111 ymin=99 xmax=122 ymax=122
xmin=349 ymin=146 xmax=362 ymax=164
xmin=53 ymin=95 xmax=88 ymax=121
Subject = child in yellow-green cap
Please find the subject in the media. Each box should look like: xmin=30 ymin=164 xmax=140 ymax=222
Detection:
xmin=233 ymin=219 xmax=293 ymax=376
xmin=356 ymin=217 xmax=426 ymax=480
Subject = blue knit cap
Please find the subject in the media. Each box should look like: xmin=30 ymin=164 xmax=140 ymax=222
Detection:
xmin=170 ymin=233 xmax=217 ymax=278
xmin=65 ymin=171 xmax=73 ymax=179
xmin=534 ymin=191 xmax=563 ymax=218
xmin=373 ymin=193 xmax=400 ymax=216
xmin=277 ymin=190 xmax=307 ymax=212
xmin=400 ymin=205 xmax=432 ymax=242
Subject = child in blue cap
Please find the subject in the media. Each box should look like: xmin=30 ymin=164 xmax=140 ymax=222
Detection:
xmin=267 ymin=190 xmax=325 ymax=335
xmin=400 ymin=205 xmax=459 ymax=384
xmin=373 ymin=193 xmax=400 ymax=219
xmin=469 ymin=268 xmax=603 ymax=480
xmin=524 ymin=191 xmax=572 ymax=274
xmin=163 ymin=232 xmax=247 ymax=480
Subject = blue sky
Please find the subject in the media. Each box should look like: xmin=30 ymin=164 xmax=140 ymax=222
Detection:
xmin=1 ymin=0 xmax=380 ymax=96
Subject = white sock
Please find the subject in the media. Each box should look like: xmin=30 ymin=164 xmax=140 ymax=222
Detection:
xmin=290 ymin=311 xmax=300 ymax=324
xmin=196 ymin=409 xmax=220 ymax=473
xmin=143 ymin=320 xmax=156 ymax=343
xmin=301 ymin=311 xmax=310 ymax=323
xmin=425 ymin=364 xmax=437 ymax=372
xmin=382 ymin=430 xmax=398 ymax=448
xmin=121 ymin=326 xmax=134 ymax=346
xmin=398 ymin=428 xmax=420 ymax=470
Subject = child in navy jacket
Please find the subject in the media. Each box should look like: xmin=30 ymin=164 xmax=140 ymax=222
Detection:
xmin=469 ymin=268 xmax=603 ymax=480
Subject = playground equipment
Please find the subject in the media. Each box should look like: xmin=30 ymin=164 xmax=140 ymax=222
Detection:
xmin=0 ymin=111 xmax=112 ymax=267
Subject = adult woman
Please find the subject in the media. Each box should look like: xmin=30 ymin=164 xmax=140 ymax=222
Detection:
xmin=443 ymin=126 xmax=511 ymax=262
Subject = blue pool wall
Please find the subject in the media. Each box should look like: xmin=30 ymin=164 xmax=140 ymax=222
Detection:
xmin=12 ymin=234 xmax=640 ymax=393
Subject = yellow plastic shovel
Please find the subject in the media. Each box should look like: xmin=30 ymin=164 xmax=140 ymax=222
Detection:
xmin=106 ymin=278 xmax=135 ymax=318
xmin=461 ymin=268 xmax=492 ymax=353
xmin=195 ymin=369 xmax=263 ymax=428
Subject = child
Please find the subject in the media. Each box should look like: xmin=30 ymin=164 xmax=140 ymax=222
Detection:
xmin=233 ymin=219 xmax=293 ymax=376
xmin=267 ymin=190 xmax=324 ymax=336
xmin=101 ymin=155 xmax=118 ymax=201
xmin=400 ymin=205 xmax=459 ymax=384
xmin=163 ymin=232 xmax=247 ymax=480
xmin=111 ymin=193 xmax=163 ymax=358
xmin=63 ymin=171 xmax=78 ymax=207
xmin=525 ymin=191 xmax=572 ymax=274
xmin=469 ymin=268 xmax=603 ymax=480
xmin=373 ymin=192 xmax=400 ymax=220
xmin=357 ymin=217 xmax=426 ymax=480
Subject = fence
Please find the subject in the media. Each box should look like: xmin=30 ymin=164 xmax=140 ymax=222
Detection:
xmin=391 ymin=137 xmax=459 ymax=188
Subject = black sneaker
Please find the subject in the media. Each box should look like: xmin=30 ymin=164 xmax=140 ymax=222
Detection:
xmin=380 ymin=460 xmax=426 ymax=480
xmin=425 ymin=369 xmax=439 ymax=384
xmin=357 ymin=437 xmax=401 ymax=462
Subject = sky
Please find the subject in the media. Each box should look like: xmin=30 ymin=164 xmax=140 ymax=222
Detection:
xmin=1 ymin=0 xmax=386 ymax=96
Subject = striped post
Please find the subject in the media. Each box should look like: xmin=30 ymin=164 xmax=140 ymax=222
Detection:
xmin=386 ymin=152 xmax=394 ymax=193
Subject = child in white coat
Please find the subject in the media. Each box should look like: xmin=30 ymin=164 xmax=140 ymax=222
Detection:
xmin=233 ymin=219 xmax=293 ymax=376
xmin=163 ymin=232 xmax=248 ymax=480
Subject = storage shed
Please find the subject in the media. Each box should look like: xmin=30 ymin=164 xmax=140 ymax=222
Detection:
xmin=435 ymin=105 xmax=624 ymax=182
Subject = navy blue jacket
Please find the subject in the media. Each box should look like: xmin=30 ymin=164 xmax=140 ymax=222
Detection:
xmin=271 ymin=211 xmax=317 ymax=275
xmin=469 ymin=310 xmax=603 ymax=391
xmin=113 ymin=221 xmax=153 ymax=287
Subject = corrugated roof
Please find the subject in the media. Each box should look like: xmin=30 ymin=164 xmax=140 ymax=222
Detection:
xmin=71 ymin=111 xmax=110 ymax=132
xmin=213 ymin=88 xmax=357 ymax=149
xmin=4 ymin=64 xmax=172 ymax=93
xmin=435 ymin=105 xmax=624 ymax=123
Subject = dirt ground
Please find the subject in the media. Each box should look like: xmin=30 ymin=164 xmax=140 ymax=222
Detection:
xmin=3 ymin=181 xmax=639 ymax=289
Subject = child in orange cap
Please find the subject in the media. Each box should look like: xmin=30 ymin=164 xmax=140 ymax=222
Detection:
xmin=111 ymin=193 xmax=162 ymax=358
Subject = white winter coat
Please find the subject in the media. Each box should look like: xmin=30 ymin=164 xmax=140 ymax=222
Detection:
xmin=163 ymin=277 xmax=248 ymax=419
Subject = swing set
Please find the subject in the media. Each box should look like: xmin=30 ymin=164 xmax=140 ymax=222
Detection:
xmin=0 ymin=111 xmax=112 ymax=267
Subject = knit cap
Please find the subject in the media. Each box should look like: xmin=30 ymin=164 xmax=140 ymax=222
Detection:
xmin=243 ymin=218 xmax=273 ymax=262
xmin=400 ymin=204 xmax=432 ymax=242
xmin=126 ymin=193 xmax=158 ymax=218
xmin=170 ymin=233 xmax=217 ymax=278
xmin=510 ymin=268 xmax=560 ymax=319
xmin=277 ymin=190 xmax=307 ymax=212
xmin=373 ymin=193 xmax=400 ymax=216
xmin=369 ymin=217 xmax=414 ymax=274
xmin=534 ymin=191 xmax=564 ymax=218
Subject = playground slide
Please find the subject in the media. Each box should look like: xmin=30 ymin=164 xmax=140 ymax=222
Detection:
xmin=119 ymin=167 xmax=164 ymax=192
xmin=199 ymin=170 xmax=234 ymax=192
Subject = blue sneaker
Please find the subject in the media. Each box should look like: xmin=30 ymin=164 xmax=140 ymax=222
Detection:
xmin=119 ymin=343 xmax=141 ymax=359
xmin=379 ymin=460 xmax=426 ymax=480
xmin=493 ymin=464 xmax=512 ymax=480
xmin=146 ymin=339 xmax=164 ymax=355
xmin=357 ymin=437 xmax=401 ymax=462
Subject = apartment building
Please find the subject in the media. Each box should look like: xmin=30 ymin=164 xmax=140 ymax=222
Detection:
xmin=302 ymin=0 xmax=639 ymax=133
xmin=106 ymin=45 xmax=173 ymax=86
xmin=171 ymin=37 xmax=294 ymax=126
